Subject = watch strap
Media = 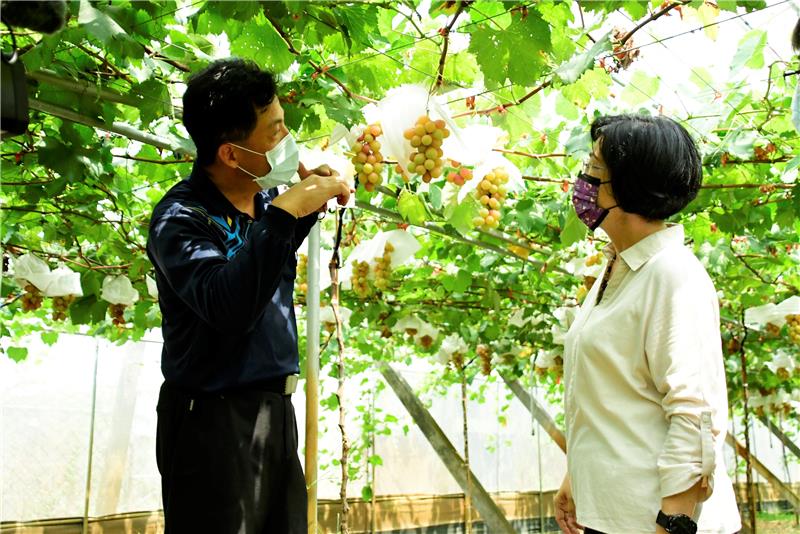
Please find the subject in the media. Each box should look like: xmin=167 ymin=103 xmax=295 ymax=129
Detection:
xmin=656 ymin=510 xmax=698 ymax=534
xmin=657 ymin=510 xmax=671 ymax=531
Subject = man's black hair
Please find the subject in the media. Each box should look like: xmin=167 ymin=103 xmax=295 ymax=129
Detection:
xmin=183 ymin=58 xmax=277 ymax=167
xmin=590 ymin=114 xmax=702 ymax=221
xmin=793 ymin=19 xmax=800 ymax=52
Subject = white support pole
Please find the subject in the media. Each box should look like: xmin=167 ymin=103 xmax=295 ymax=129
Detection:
xmin=28 ymin=98 xmax=195 ymax=157
xmin=82 ymin=342 xmax=100 ymax=534
xmin=305 ymin=222 xmax=321 ymax=533
xmin=96 ymin=346 xmax=143 ymax=516
xmin=28 ymin=70 xmax=141 ymax=107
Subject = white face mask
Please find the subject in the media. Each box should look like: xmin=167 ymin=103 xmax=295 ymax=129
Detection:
xmin=231 ymin=133 xmax=300 ymax=190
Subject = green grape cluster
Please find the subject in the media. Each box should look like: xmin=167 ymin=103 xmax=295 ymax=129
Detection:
xmin=787 ymin=314 xmax=800 ymax=345
xmin=109 ymin=303 xmax=127 ymax=326
xmin=52 ymin=295 xmax=75 ymax=322
xmin=20 ymin=284 xmax=43 ymax=312
xmin=296 ymin=254 xmax=308 ymax=295
xmin=477 ymin=344 xmax=492 ymax=376
xmin=373 ymin=242 xmax=394 ymax=291
xmin=473 ymin=167 xmax=509 ymax=229
xmin=403 ymin=116 xmax=449 ymax=183
xmin=446 ymin=165 xmax=473 ymax=187
xmin=351 ymin=261 xmax=371 ymax=298
xmin=351 ymin=124 xmax=384 ymax=193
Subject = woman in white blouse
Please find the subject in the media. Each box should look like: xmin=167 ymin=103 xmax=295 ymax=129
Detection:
xmin=555 ymin=115 xmax=740 ymax=534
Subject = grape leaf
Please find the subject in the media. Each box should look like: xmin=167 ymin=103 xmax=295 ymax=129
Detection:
xmin=621 ymin=71 xmax=660 ymax=106
xmin=468 ymin=13 xmax=551 ymax=88
xmin=730 ymin=30 xmax=766 ymax=73
xmin=560 ymin=208 xmax=588 ymax=246
xmin=7 ymin=346 xmax=28 ymax=363
xmin=397 ymin=190 xmax=428 ymax=225
xmin=555 ymin=33 xmax=612 ymax=85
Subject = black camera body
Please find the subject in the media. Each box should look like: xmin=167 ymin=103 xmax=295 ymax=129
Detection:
xmin=0 ymin=0 xmax=67 ymax=137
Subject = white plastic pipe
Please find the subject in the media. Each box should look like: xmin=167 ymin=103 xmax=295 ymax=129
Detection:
xmin=304 ymin=222 xmax=321 ymax=531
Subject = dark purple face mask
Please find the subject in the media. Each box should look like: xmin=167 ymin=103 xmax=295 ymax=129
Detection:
xmin=571 ymin=173 xmax=615 ymax=230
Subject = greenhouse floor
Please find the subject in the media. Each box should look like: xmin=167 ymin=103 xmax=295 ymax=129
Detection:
xmin=1 ymin=487 xmax=798 ymax=533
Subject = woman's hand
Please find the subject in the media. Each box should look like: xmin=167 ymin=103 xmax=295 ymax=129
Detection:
xmin=555 ymin=474 xmax=583 ymax=534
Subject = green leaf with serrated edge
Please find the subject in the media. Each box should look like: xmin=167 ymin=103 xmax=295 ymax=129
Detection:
xmin=397 ymin=190 xmax=428 ymax=226
xmin=428 ymin=184 xmax=443 ymax=211
xmin=70 ymin=296 xmax=96 ymax=325
xmin=561 ymin=208 xmax=588 ymax=246
xmin=361 ymin=485 xmax=373 ymax=502
xmin=621 ymin=71 xmax=660 ymax=106
xmin=724 ymin=129 xmax=757 ymax=159
xmin=445 ymin=195 xmax=481 ymax=236
xmin=41 ymin=331 xmax=59 ymax=346
xmin=564 ymin=128 xmax=591 ymax=158
xmin=730 ymin=30 xmax=766 ymax=73
xmin=79 ymin=0 xmax=128 ymax=43
xmin=555 ymin=33 xmax=612 ymax=84
xmin=230 ymin=14 xmax=296 ymax=74
xmin=7 ymin=347 xmax=28 ymax=363
xmin=468 ymin=12 xmax=551 ymax=88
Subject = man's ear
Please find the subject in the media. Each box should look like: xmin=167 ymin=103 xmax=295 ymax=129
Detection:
xmin=217 ymin=143 xmax=239 ymax=169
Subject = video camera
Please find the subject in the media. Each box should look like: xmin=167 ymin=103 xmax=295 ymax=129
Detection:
xmin=1 ymin=0 xmax=67 ymax=138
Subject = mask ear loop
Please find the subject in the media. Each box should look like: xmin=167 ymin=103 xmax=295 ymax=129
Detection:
xmin=595 ymin=179 xmax=618 ymax=214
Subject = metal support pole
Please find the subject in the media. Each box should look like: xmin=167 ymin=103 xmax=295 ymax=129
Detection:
xmin=305 ymin=223 xmax=321 ymax=533
xmin=379 ymin=363 xmax=516 ymax=534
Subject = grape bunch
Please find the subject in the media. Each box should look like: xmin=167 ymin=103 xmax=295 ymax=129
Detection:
xmin=418 ymin=332 xmax=436 ymax=349
xmin=403 ymin=115 xmax=449 ymax=183
xmin=473 ymin=167 xmax=509 ymax=229
xmin=394 ymin=163 xmax=410 ymax=183
xmin=52 ymin=295 xmax=76 ymax=322
xmin=477 ymin=344 xmax=492 ymax=376
xmin=585 ymin=253 xmax=604 ymax=267
xmin=787 ymin=314 xmax=800 ymax=345
xmin=373 ymin=242 xmax=394 ymax=291
xmin=450 ymin=351 xmax=465 ymax=370
xmin=108 ymin=303 xmax=127 ymax=326
xmin=575 ymin=285 xmax=588 ymax=303
xmin=553 ymin=355 xmax=564 ymax=375
xmin=296 ymin=254 xmax=308 ymax=295
xmin=351 ymin=124 xmax=384 ymax=193
xmin=323 ymin=320 xmax=336 ymax=335
xmin=20 ymin=284 xmax=43 ymax=312
xmin=446 ymin=165 xmax=473 ymax=187
xmin=765 ymin=322 xmax=781 ymax=338
xmin=351 ymin=260 xmax=371 ymax=298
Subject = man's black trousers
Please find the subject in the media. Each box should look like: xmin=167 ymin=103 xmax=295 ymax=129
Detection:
xmin=156 ymin=382 xmax=307 ymax=534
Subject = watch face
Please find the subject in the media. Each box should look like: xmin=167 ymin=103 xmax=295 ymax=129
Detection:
xmin=670 ymin=514 xmax=697 ymax=534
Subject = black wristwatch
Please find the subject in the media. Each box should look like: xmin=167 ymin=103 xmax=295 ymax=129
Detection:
xmin=657 ymin=511 xmax=697 ymax=534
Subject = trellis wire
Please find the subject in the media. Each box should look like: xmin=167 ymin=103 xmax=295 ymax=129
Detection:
xmin=597 ymin=0 xmax=792 ymax=62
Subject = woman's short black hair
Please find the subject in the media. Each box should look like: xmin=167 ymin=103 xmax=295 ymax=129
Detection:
xmin=793 ymin=19 xmax=800 ymax=52
xmin=590 ymin=114 xmax=702 ymax=220
xmin=182 ymin=58 xmax=277 ymax=166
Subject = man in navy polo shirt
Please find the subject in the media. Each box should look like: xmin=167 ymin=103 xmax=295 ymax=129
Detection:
xmin=147 ymin=58 xmax=350 ymax=534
